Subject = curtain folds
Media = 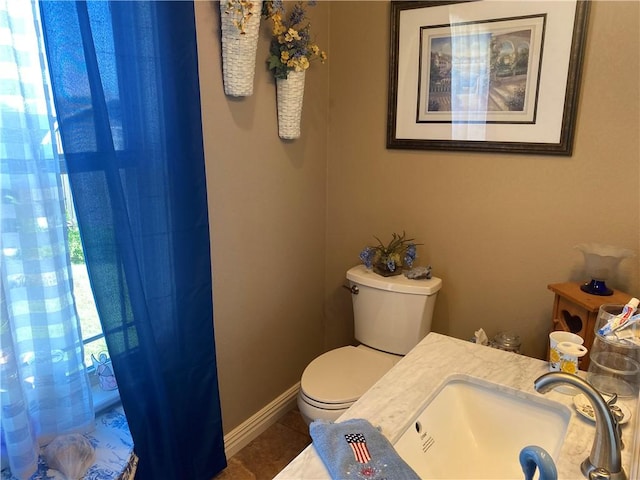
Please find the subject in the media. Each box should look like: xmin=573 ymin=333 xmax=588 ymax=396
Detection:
xmin=0 ymin=2 xmax=94 ymax=478
xmin=39 ymin=2 xmax=226 ymax=478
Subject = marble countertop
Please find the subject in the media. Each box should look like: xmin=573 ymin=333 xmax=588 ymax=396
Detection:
xmin=275 ymin=333 xmax=640 ymax=479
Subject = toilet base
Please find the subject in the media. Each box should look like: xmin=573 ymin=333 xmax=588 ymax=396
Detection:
xmin=297 ymin=391 xmax=350 ymax=426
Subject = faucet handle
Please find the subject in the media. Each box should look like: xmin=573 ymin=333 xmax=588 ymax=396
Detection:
xmin=610 ymin=405 xmax=624 ymax=423
xmin=589 ymin=467 xmax=611 ymax=480
xmin=609 ymin=406 xmax=625 ymax=450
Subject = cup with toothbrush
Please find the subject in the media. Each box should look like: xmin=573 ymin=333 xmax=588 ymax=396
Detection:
xmin=587 ymin=299 xmax=640 ymax=397
xmin=596 ymin=298 xmax=640 ymax=339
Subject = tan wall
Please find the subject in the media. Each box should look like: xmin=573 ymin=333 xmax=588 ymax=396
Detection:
xmin=195 ymin=1 xmax=329 ymax=432
xmin=326 ymin=0 xmax=640 ymax=359
xmin=195 ymin=0 xmax=639 ymax=434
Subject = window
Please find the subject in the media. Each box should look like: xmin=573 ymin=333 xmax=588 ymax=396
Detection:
xmin=58 ymin=143 xmax=110 ymax=371
xmin=0 ymin=0 xmax=118 ymax=410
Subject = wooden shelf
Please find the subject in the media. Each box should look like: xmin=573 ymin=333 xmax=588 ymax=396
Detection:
xmin=547 ymin=282 xmax=633 ymax=370
xmin=548 ymin=282 xmax=632 ymax=313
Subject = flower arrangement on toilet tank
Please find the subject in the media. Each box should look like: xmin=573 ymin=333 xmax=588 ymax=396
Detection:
xmin=359 ymin=232 xmax=419 ymax=277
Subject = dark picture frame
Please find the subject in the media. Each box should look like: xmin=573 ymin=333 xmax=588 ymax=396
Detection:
xmin=387 ymin=0 xmax=590 ymax=155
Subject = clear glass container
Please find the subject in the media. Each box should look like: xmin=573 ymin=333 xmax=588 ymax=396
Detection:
xmin=491 ymin=331 xmax=521 ymax=354
xmin=587 ymin=304 xmax=640 ymax=397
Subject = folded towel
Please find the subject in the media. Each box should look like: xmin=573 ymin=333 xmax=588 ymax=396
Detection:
xmin=310 ymin=418 xmax=420 ymax=480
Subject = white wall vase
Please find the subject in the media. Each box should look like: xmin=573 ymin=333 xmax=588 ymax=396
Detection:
xmin=276 ymin=70 xmax=306 ymax=139
xmin=220 ymin=0 xmax=262 ymax=97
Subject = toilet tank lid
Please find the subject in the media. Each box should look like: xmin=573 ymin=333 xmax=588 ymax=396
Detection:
xmin=347 ymin=265 xmax=442 ymax=295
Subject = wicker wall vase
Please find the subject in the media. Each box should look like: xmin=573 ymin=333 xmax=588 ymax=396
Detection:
xmin=276 ymin=70 xmax=306 ymax=139
xmin=220 ymin=0 xmax=262 ymax=97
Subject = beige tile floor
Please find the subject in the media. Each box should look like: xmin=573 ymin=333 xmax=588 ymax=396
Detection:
xmin=212 ymin=409 xmax=311 ymax=480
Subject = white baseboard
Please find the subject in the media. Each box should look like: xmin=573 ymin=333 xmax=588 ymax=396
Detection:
xmin=223 ymin=382 xmax=300 ymax=458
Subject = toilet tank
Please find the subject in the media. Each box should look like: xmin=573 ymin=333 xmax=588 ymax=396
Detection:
xmin=346 ymin=265 xmax=442 ymax=355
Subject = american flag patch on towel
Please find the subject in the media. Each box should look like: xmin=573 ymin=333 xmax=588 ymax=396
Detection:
xmin=345 ymin=433 xmax=371 ymax=463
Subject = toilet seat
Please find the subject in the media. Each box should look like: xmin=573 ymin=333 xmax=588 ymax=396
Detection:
xmin=299 ymin=389 xmax=354 ymax=411
xmin=299 ymin=345 xmax=398 ymax=406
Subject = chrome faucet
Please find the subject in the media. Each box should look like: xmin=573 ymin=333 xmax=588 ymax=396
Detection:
xmin=534 ymin=372 xmax=626 ymax=480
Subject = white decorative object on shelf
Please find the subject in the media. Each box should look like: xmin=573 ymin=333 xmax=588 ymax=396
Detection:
xmin=220 ymin=0 xmax=263 ymax=97
xmin=574 ymin=243 xmax=635 ymax=296
xmin=276 ymin=70 xmax=305 ymax=139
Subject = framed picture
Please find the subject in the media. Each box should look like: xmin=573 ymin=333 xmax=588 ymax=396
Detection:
xmin=387 ymin=0 xmax=590 ymax=155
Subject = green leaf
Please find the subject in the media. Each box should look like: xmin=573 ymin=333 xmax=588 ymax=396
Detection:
xmin=267 ymin=54 xmax=281 ymax=71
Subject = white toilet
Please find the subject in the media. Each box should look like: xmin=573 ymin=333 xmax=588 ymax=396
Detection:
xmin=297 ymin=264 xmax=442 ymax=424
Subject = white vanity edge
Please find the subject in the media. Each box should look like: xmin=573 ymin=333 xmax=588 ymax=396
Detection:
xmin=275 ymin=332 xmax=640 ymax=479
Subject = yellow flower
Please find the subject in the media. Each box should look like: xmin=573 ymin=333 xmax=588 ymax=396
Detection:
xmin=225 ymin=0 xmax=255 ymax=34
xmin=287 ymin=58 xmax=308 ymax=72
xmin=272 ymin=16 xmax=286 ymax=36
xmin=560 ymin=359 xmax=577 ymax=374
xmin=320 ymin=51 xmax=327 ymax=63
xmin=310 ymin=45 xmax=319 ymax=55
xmin=283 ymin=54 xmax=314 ymax=72
xmin=284 ymin=28 xmax=301 ymax=42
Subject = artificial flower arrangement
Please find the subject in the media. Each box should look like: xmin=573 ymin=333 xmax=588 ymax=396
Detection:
xmin=221 ymin=0 xmax=327 ymax=136
xmin=359 ymin=232 xmax=420 ymax=277
xmin=223 ymin=0 xmax=259 ymax=34
xmin=220 ymin=0 xmax=264 ymax=97
xmin=263 ymin=0 xmax=327 ymax=79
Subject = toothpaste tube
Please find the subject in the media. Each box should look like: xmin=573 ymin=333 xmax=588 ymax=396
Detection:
xmin=614 ymin=325 xmax=640 ymax=346
xmin=614 ymin=313 xmax=640 ymax=342
xmin=598 ymin=297 xmax=640 ymax=336
xmin=615 ymin=326 xmax=640 ymax=341
xmin=612 ymin=312 xmax=640 ymax=333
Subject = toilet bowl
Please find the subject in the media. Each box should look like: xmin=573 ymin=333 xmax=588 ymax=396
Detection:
xmin=297 ymin=265 xmax=442 ymax=425
xmin=297 ymin=345 xmax=400 ymax=424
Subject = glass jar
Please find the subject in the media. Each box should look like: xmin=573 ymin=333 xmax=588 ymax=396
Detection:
xmin=491 ymin=331 xmax=521 ymax=354
xmin=587 ymin=304 xmax=640 ymax=397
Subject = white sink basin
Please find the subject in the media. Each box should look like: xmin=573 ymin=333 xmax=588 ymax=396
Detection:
xmin=394 ymin=374 xmax=571 ymax=479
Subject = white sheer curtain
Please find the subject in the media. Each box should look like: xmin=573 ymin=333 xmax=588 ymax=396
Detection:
xmin=0 ymin=2 xmax=94 ymax=479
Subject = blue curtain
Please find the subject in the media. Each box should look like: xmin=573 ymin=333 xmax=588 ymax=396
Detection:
xmin=38 ymin=2 xmax=226 ymax=478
